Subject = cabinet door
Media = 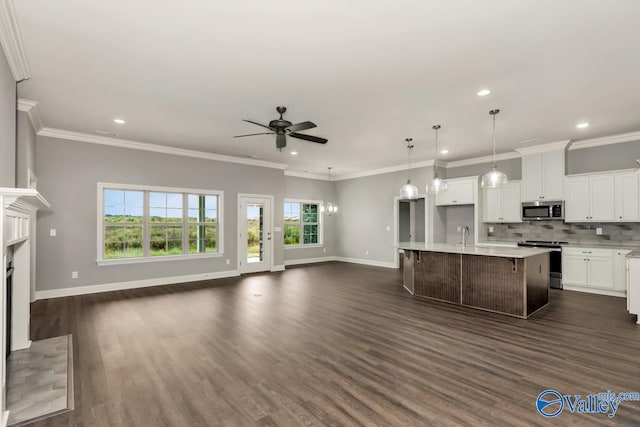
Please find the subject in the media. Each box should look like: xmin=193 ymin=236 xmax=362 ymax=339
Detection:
xmin=453 ymin=179 xmax=475 ymax=205
xmin=589 ymin=175 xmax=615 ymax=221
xmin=614 ymin=174 xmax=639 ymax=222
xmin=541 ymin=150 xmax=565 ymax=200
xmin=482 ymin=188 xmax=502 ymax=222
xmin=435 ymin=185 xmax=454 ymax=206
xmin=522 ymin=153 xmax=543 ymax=202
xmin=613 ymin=250 xmax=631 ymax=292
xmin=563 ymin=255 xmax=588 ymax=286
xmin=587 ymin=256 xmax=614 ymax=289
xmin=501 ymin=182 xmax=522 ymax=222
xmin=564 ymin=177 xmax=590 ymax=222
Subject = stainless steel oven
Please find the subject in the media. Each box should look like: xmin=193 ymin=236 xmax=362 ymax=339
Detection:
xmin=517 ymin=240 xmax=567 ymax=289
xmin=522 ymin=201 xmax=564 ymax=221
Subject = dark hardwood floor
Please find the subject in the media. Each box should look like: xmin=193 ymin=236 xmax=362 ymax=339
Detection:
xmin=28 ymin=262 xmax=640 ymax=426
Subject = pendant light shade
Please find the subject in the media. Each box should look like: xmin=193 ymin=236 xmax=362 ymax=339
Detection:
xmin=400 ymin=138 xmax=419 ymax=199
xmin=321 ymin=167 xmax=338 ymax=215
xmin=428 ymin=125 xmax=448 ymax=194
xmin=481 ymin=109 xmax=508 ymax=188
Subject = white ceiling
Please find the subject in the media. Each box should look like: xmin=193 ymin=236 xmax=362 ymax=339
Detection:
xmin=13 ymin=0 xmax=640 ymax=175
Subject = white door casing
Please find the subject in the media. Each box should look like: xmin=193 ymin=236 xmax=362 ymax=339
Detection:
xmin=238 ymin=194 xmax=274 ymax=274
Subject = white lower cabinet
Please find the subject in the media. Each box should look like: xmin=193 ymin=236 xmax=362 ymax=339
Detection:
xmin=562 ymin=247 xmax=623 ymax=293
xmin=628 ymin=257 xmax=640 ymax=323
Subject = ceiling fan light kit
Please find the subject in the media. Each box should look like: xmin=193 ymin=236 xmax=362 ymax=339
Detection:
xmin=400 ymin=137 xmax=419 ymax=200
xmin=481 ymin=109 xmax=508 ymax=188
xmin=234 ymin=106 xmax=328 ymax=151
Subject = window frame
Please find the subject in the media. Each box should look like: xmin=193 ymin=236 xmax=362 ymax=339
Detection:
xmin=283 ymin=198 xmax=323 ymax=249
xmin=97 ymin=182 xmax=224 ymax=265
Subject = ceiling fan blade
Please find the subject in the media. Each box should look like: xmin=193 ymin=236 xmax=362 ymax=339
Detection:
xmin=233 ymin=132 xmax=273 ymax=138
xmin=289 ymin=133 xmax=328 ymax=144
xmin=286 ymin=121 xmax=317 ymax=132
xmin=242 ymin=119 xmax=273 ymax=131
xmin=276 ymin=133 xmax=287 ymax=149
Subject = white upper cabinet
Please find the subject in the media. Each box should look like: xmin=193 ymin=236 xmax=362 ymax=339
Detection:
xmin=435 ymin=176 xmax=477 ymax=206
xmin=614 ymin=173 xmax=639 ymax=222
xmin=565 ymin=170 xmax=638 ymax=222
xmin=481 ymin=181 xmax=521 ymax=223
xmin=520 ymin=148 xmax=566 ymax=202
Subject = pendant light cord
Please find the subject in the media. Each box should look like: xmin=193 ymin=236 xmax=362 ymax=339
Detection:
xmin=405 ymin=138 xmax=414 ymax=181
xmin=489 ymin=109 xmax=500 ymax=167
xmin=432 ymin=125 xmax=441 ymax=175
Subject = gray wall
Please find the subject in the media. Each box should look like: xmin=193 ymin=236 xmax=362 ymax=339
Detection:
xmin=334 ymin=167 xmax=433 ymax=264
xmin=445 ymin=158 xmax=522 ymax=180
xmin=441 ymin=205 xmax=475 ymax=245
xmin=35 ymin=136 xmax=288 ymax=291
xmin=567 ymin=140 xmax=640 ymax=174
xmin=16 ymin=111 xmax=35 ymax=188
xmin=0 ymin=46 xmax=16 ymax=187
xmin=283 ymin=176 xmax=336 ymax=261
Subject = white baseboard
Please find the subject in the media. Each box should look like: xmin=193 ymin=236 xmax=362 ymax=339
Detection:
xmin=334 ymin=256 xmax=397 ymax=269
xmin=1 ymin=410 xmax=9 ymax=427
xmin=563 ymin=285 xmax=626 ymax=298
xmin=284 ymin=256 xmax=336 ymax=266
xmin=35 ymin=270 xmax=240 ymax=300
xmin=270 ymin=264 xmax=285 ymax=272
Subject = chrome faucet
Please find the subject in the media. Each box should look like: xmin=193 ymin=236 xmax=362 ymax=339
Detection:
xmin=461 ymin=226 xmax=470 ymax=248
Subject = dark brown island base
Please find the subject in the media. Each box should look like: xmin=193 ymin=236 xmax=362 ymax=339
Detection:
xmin=399 ymin=243 xmax=552 ymax=319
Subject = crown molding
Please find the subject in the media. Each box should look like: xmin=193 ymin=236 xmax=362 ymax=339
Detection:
xmin=335 ymin=159 xmax=435 ymax=181
xmin=284 ymin=170 xmax=331 ymax=181
xmin=514 ymin=140 xmax=571 ymax=155
xmin=37 ymin=127 xmax=289 ymax=170
xmin=17 ymin=98 xmax=44 ymax=132
xmin=445 ymin=151 xmax=520 ymax=168
xmin=568 ymin=130 xmax=640 ymax=151
xmin=0 ymin=0 xmax=31 ymax=81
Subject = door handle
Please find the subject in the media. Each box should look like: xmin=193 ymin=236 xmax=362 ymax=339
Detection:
xmin=267 ymin=232 xmax=271 ymax=241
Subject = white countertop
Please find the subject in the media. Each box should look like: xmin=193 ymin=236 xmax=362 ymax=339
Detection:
xmin=398 ymin=242 xmax=552 ymax=258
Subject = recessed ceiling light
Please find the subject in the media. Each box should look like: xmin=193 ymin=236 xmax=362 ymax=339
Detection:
xmin=114 ymin=118 xmax=125 ymax=124
xmin=477 ymin=89 xmax=491 ymax=97
xmin=576 ymin=122 xmax=590 ymax=129
xmin=290 ymin=151 xmax=298 ymax=156
xmin=440 ymin=149 xmax=449 ymax=155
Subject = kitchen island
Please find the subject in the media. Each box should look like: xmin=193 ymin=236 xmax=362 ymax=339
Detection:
xmin=399 ymin=242 xmax=552 ymax=319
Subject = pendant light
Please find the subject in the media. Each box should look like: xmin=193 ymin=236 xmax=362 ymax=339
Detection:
xmin=481 ymin=109 xmax=508 ymax=188
xmin=399 ymin=137 xmax=419 ymax=199
xmin=321 ymin=166 xmax=338 ymax=215
xmin=429 ymin=124 xmax=447 ymax=194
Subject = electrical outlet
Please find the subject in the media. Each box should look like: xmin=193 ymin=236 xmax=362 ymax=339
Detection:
xmin=323 ymin=248 xmax=326 ymax=253
xmin=50 ymin=228 xmax=57 ymax=236
xmin=71 ymin=271 xmax=78 ymax=279
xmin=457 ymin=226 xmax=461 ymax=232
xmin=596 ymin=227 xmax=603 ymax=235
xmin=365 ymin=250 xmax=369 ymax=256
xmin=489 ymin=226 xmax=494 ymax=233
xmin=226 ymin=259 xmax=230 ymax=265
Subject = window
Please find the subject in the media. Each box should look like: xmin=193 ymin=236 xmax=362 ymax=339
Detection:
xmin=284 ymin=200 xmax=322 ymax=246
xmin=99 ymin=183 xmax=223 ymax=264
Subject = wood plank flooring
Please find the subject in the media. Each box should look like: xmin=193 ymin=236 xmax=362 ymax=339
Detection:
xmin=28 ymin=262 xmax=640 ymax=426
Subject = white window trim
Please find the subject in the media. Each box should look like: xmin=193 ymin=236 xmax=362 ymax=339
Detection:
xmin=284 ymin=198 xmax=324 ymax=248
xmin=97 ymin=182 xmax=224 ymax=265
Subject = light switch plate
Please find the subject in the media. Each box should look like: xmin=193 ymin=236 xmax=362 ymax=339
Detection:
xmin=274 ymin=226 xmax=282 ymax=232
xmin=71 ymin=271 xmax=78 ymax=279
xmin=50 ymin=228 xmax=57 ymax=236
xmin=385 ymin=225 xmax=391 ymax=232
xmin=489 ymin=226 xmax=494 ymax=233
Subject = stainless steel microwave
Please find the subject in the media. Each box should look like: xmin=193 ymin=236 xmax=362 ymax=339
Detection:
xmin=522 ymin=201 xmax=564 ymax=221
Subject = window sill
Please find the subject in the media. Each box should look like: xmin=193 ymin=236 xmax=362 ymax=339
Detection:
xmin=97 ymin=252 xmax=223 ymax=266
xmin=285 ymin=244 xmax=324 ymax=250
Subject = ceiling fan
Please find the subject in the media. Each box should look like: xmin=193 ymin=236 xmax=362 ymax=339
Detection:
xmin=234 ymin=106 xmax=328 ymax=150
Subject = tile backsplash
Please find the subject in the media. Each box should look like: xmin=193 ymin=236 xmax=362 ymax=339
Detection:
xmin=486 ymin=221 xmax=640 ymax=245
